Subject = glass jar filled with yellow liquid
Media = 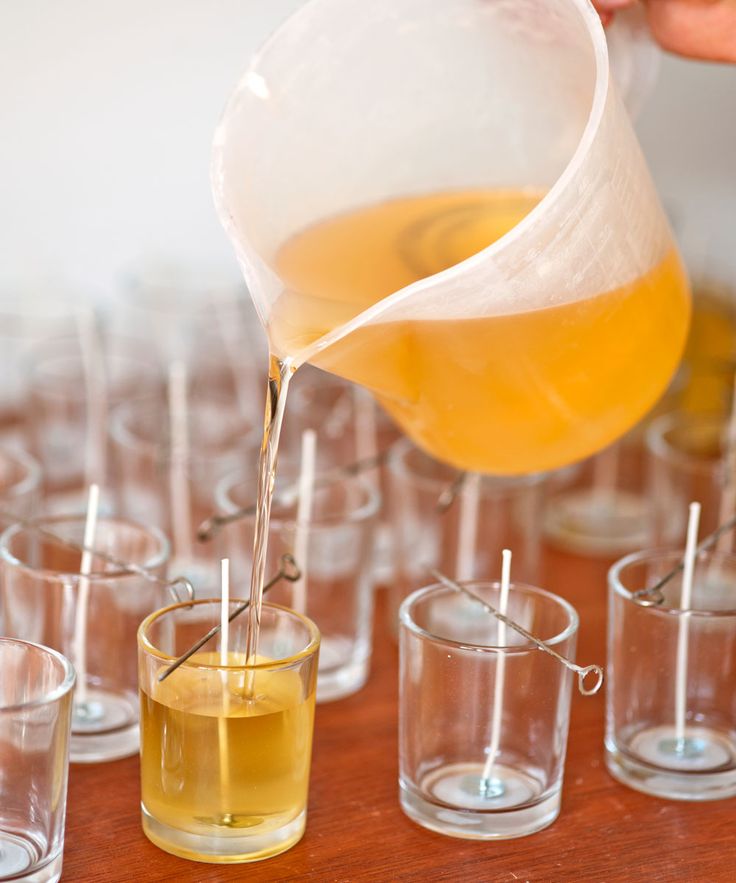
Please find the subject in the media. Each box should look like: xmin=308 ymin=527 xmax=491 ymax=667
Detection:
xmin=213 ymin=0 xmax=690 ymax=476
xmin=138 ymin=600 xmax=319 ymax=863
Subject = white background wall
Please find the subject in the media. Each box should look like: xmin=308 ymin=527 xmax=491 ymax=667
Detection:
xmin=1 ymin=1 xmax=734 ymax=296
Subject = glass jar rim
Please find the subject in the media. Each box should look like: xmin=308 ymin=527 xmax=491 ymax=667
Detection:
xmin=0 ymin=514 xmax=170 ymax=581
xmin=609 ymin=547 xmax=736 ymax=617
xmin=399 ymin=580 xmax=578 ymax=652
xmin=215 ymin=468 xmax=381 ymax=529
xmin=29 ymin=351 xmax=161 ymax=400
xmin=387 ymin=436 xmax=545 ymax=495
xmin=0 ymin=637 xmax=76 ymax=713
xmin=646 ymin=411 xmax=728 ymax=476
xmin=138 ymin=598 xmax=321 ymax=671
xmin=108 ymin=396 xmax=260 ymax=462
xmin=0 ymin=445 xmax=41 ymax=500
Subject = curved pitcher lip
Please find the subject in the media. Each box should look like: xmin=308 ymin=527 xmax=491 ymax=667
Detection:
xmin=211 ymin=0 xmax=612 ymax=366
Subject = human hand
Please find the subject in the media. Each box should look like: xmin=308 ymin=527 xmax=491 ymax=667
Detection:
xmin=594 ymin=0 xmax=736 ymax=62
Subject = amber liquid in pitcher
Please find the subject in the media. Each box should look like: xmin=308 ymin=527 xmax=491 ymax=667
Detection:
xmin=270 ymin=189 xmax=690 ymax=474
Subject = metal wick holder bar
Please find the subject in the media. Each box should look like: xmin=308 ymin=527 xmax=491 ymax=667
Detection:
xmin=196 ymin=451 xmax=389 ymax=541
xmin=632 ymin=514 xmax=736 ymax=607
xmin=430 ymin=568 xmax=604 ymax=696
xmin=157 ymin=554 xmax=302 ymax=682
xmin=0 ymin=508 xmax=195 ymax=604
xmin=435 ymin=471 xmax=468 ymax=514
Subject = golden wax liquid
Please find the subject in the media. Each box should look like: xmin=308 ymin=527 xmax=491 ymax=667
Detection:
xmin=140 ymin=653 xmax=315 ymax=862
xmin=271 ymin=190 xmax=690 ymax=474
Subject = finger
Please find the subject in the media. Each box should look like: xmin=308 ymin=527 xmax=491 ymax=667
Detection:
xmin=643 ymin=0 xmax=736 ymax=63
xmin=591 ymin=0 xmax=637 ymax=27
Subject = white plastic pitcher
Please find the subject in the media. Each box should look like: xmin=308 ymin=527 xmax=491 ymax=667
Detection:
xmin=212 ymin=0 xmax=689 ymax=475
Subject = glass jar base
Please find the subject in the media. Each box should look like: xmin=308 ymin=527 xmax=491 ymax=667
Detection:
xmin=316 ymin=643 xmax=369 ymax=703
xmin=70 ymin=688 xmax=139 ymax=762
xmin=606 ymin=731 xmax=736 ymax=801
xmin=399 ymin=772 xmax=560 ymax=840
xmin=141 ymin=805 xmax=306 ymax=864
xmin=0 ymin=833 xmax=62 ymax=883
xmin=71 ymin=724 xmax=139 ymax=764
xmin=544 ymin=489 xmax=651 ymax=556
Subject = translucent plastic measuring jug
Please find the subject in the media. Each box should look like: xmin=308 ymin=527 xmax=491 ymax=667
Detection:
xmin=212 ymin=0 xmax=690 ymax=476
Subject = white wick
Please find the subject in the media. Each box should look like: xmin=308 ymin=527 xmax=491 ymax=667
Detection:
xmin=674 ymin=501 xmax=701 ymax=745
xmin=592 ymin=443 xmax=619 ymax=502
xmin=168 ymin=361 xmax=193 ymax=562
xmin=481 ymin=548 xmax=512 ymax=788
xmin=717 ymin=375 xmax=736 ymax=552
xmin=456 ymin=473 xmax=481 ymax=582
xmin=292 ymin=429 xmax=317 ymax=614
xmin=77 ymin=309 xmax=107 ymax=489
xmin=214 ymin=293 xmax=253 ymax=418
xmin=353 ymin=387 xmax=378 ymax=491
xmin=220 ymin=557 xmax=230 ymax=668
xmin=218 ymin=557 xmax=231 ymax=811
xmin=72 ymin=482 xmax=101 ymax=707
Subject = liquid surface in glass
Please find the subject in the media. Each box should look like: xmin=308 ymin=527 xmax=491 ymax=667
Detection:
xmin=270 ymin=190 xmax=690 ymax=474
xmin=140 ymin=654 xmax=315 ymax=861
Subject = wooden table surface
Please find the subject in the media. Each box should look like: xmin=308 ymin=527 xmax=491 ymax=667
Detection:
xmin=64 ymin=547 xmax=734 ymax=882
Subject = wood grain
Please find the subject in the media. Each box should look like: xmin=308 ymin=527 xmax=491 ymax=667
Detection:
xmin=64 ymin=546 xmax=735 ymax=882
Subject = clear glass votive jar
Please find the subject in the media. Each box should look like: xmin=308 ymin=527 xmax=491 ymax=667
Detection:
xmin=284 ymin=367 xmax=396 ymax=462
xmin=286 ymin=367 xmax=403 ymax=585
xmin=0 ymin=292 xmax=79 ymax=430
xmin=186 ymin=347 xmax=264 ymax=427
xmin=399 ymin=581 xmax=578 ymax=839
xmin=0 ymin=446 xmax=42 ymax=528
xmin=138 ymin=600 xmax=320 ymax=864
xmin=543 ymin=431 xmax=654 ymax=557
xmin=108 ymin=392 xmax=257 ymax=584
xmin=675 ymin=249 xmax=736 ymax=415
xmin=646 ymin=411 xmax=731 ymax=546
xmin=216 ymin=469 xmax=380 ymax=701
xmin=113 ymin=265 xmax=264 ymax=371
xmin=0 ymin=637 xmax=75 ymax=883
xmin=607 ymin=549 xmax=736 ymax=801
xmin=27 ymin=338 xmax=163 ymax=513
xmin=0 ymin=448 xmax=42 ymax=635
xmin=0 ymin=515 xmax=169 ymax=762
xmin=387 ymin=438 xmax=544 ymax=632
